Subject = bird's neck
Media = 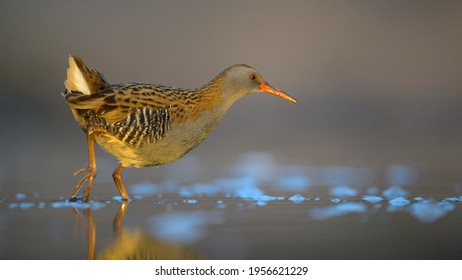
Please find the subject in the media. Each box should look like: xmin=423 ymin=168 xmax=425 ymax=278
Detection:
xmin=199 ymin=74 xmax=242 ymax=114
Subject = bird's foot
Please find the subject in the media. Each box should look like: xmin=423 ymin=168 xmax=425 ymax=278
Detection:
xmin=69 ymin=165 xmax=97 ymax=202
xmin=68 ymin=196 xmax=83 ymax=202
xmin=73 ymin=165 xmax=96 ymax=176
xmin=112 ymin=164 xmax=131 ymax=201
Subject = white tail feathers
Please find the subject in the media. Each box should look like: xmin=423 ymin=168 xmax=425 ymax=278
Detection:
xmin=65 ymin=55 xmax=92 ymax=95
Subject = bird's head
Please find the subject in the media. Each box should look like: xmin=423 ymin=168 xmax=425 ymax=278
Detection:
xmin=218 ymin=64 xmax=297 ymax=105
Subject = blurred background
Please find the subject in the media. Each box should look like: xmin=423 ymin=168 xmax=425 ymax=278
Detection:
xmin=1 ymin=0 xmax=462 ymax=260
xmin=0 ymin=0 xmax=461 ymax=198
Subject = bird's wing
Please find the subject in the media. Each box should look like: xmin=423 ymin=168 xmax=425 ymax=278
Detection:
xmin=65 ymin=83 xmax=182 ymax=124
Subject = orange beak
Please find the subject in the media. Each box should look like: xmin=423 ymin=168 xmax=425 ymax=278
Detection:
xmin=260 ymin=83 xmax=298 ymax=104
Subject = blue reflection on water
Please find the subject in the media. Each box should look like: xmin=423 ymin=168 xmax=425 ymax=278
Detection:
xmin=148 ymin=210 xmax=224 ymax=244
xmin=383 ymin=185 xmax=409 ymax=199
xmin=232 ymin=182 xmax=262 ymax=200
xmin=15 ymin=193 xmax=26 ymax=200
xmin=330 ymin=185 xmax=358 ymax=197
xmin=3 ymin=154 xmax=460 ymax=226
xmin=310 ymin=203 xmax=367 ymax=220
xmin=183 ymin=199 xmax=198 ymax=204
xmin=362 ymin=195 xmax=384 ymax=203
xmin=215 ymin=177 xmax=261 ymax=199
xmin=443 ymin=197 xmax=462 ymax=202
xmin=288 ymin=194 xmax=306 ymax=203
xmin=409 ymin=201 xmax=455 ymax=223
xmin=19 ymin=202 xmax=35 ymax=209
xmin=174 ymin=175 xmax=286 ymax=206
xmin=8 ymin=202 xmax=36 ymax=209
xmin=260 ymin=195 xmax=285 ymax=201
xmin=388 ymin=197 xmax=410 ymax=207
xmin=216 ymin=200 xmax=226 ymax=209
xmin=112 ymin=196 xmax=131 ymax=202
xmin=49 ymin=200 xmax=106 ymax=209
xmin=8 ymin=203 xmax=18 ymax=209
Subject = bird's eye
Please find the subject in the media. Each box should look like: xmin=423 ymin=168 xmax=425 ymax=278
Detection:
xmin=250 ymin=74 xmax=256 ymax=80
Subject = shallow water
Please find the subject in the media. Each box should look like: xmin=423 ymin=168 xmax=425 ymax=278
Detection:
xmin=1 ymin=154 xmax=462 ymax=259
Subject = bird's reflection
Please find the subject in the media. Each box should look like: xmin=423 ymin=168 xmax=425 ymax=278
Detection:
xmin=71 ymin=202 xmax=200 ymax=259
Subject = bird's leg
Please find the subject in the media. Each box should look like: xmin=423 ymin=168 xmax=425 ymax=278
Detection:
xmin=112 ymin=163 xmax=130 ymax=200
xmin=113 ymin=201 xmax=129 ymax=235
xmin=85 ymin=208 xmax=96 ymax=260
xmin=69 ymin=127 xmax=98 ymax=202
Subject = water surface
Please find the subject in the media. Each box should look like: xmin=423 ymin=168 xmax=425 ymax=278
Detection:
xmin=1 ymin=154 xmax=461 ymax=259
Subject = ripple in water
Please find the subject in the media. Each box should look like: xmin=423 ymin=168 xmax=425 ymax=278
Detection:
xmin=310 ymin=203 xmax=367 ymax=220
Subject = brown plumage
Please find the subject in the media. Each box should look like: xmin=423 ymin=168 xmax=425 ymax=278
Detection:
xmin=63 ymin=55 xmax=297 ymax=202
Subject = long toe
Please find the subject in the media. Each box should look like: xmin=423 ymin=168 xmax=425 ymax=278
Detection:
xmin=69 ymin=166 xmax=97 ymax=201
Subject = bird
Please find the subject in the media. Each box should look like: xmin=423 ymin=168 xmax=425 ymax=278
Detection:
xmin=63 ymin=55 xmax=297 ymax=202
